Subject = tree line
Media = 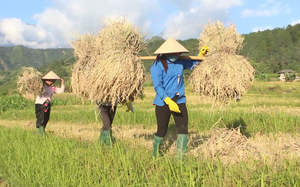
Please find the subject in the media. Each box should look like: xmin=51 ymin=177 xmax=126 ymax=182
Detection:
xmin=1 ymin=23 xmax=300 ymax=93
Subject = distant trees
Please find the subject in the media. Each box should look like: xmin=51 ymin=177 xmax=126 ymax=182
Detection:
xmin=2 ymin=23 xmax=300 ymax=86
xmin=240 ymin=23 xmax=300 ymax=74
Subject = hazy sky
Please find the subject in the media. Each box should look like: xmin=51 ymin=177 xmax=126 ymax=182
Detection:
xmin=0 ymin=0 xmax=299 ymax=48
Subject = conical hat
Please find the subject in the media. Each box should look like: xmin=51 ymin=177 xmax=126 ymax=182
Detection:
xmin=154 ymin=37 xmax=189 ymax=54
xmin=42 ymin=71 xmax=60 ymax=80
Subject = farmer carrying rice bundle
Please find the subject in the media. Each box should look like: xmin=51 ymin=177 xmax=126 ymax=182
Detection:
xmin=71 ymin=18 xmax=146 ymax=146
xmin=35 ymin=71 xmax=64 ymax=135
xmin=150 ymin=37 xmax=209 ymax=159
xmin=17 ymin=68 xmax=65 ymax=135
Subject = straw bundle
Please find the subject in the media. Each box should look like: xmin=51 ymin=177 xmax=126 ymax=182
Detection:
xmin=17 ymin=67 xmax=43 ymax=100
xmin=191 ymin=53 xmax=254 ymax=102
xmin=71 ymin=18 xmax=146 ymax=106
xmin=198 ymin=20 xmax=244 ymax=55
xmin=189 ymin=127 xmax=260 ymax=165
xmin=190 ymin=21 xmax=255 ymax=102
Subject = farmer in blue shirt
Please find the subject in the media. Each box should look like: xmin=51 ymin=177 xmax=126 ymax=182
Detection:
xmin=150 ymin=37 xmax=208 ymax=159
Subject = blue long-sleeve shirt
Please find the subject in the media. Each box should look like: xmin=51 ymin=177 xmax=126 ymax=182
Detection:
xmin=150 ymin=59 xmax=199 ymax=106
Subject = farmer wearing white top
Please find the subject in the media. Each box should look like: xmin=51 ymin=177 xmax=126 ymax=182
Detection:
xmin=35 ymin=71 xmax=65 ymax=135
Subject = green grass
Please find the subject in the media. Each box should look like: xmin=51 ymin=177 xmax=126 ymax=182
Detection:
xmin=1 ymin=126 xmax=300 ymax=187
xmin=1 ymin=81 xmax=300 ymax=186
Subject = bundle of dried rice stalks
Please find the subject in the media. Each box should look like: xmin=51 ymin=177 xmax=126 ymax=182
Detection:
xmin=71 ymin=18 xmax=147 ymax=106
xmin=199 ymin=20 xmax=244 ymax=55
xmin=190 ymin=21 xmax=255 ymax=103
xmin=190 ymin=53 xmax=254 ymax=102
xmin=17 ymin=67 xmax=43 ymax=100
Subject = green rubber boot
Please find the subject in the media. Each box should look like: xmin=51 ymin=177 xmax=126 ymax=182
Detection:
xmin=98 ymin=129 xmax=113 ymax=146
xmin=153 ymin=134 xmax=163 ymax=159
xmin=176 ymin=134 xmax=188 ymax=160
xmin=38 ymin=126 xmax=45 ymax=135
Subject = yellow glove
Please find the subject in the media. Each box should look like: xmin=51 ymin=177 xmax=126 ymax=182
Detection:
xmin=198 ymin=45 xmax=209 ymax=57
xmin=126 ymin=100 xmax=131 ymax=112
xmin=126 ymin=100 xmax=134 ymax=112
xmin=164 ymin=97 xmax=181 ymax=113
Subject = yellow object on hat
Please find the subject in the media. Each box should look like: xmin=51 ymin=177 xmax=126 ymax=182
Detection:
xmin=42 ymin=71 xmax=60 ymax=80
xmin=154 ymin=37 xmax=189 ymax=54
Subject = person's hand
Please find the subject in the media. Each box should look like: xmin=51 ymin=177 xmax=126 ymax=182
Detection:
xmin=198 ymin=45 xmax=209 ymax=57
xmin=60 ymin=78 xmax=65 ymax=86
xmin=164 ymin=97 xmax=181 ymax=113
xmin=126 ymin=100 xmax=131 ymax=112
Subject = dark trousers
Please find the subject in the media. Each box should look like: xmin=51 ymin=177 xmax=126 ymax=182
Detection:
xmin=35 ymin=103 xmax=51 ymax=128
xmin=155 ymin=96 xmax=188 ymax=137
xmin=98 ymin=104 xmax=117 ymax=130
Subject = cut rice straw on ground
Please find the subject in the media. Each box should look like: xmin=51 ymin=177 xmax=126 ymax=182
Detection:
xmin=188 ymin=127 xmax=300 ymax=166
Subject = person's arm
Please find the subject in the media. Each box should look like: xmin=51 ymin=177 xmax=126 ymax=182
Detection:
xmin=150 ymin=63 xmax=168 ymax=100
xmin=181 ymin=46 xmax=209 ymax=70
xmin=178 ymin=59 xmax=199 ymax=70
xmin=53 ymin=78 xmax=65 ymax=93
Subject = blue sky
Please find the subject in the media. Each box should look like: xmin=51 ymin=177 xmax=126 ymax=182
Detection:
xmin=0 ymin=0 xmax=299 ymax=49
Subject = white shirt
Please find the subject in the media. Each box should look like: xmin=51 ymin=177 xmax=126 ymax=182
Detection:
xmin=35 ymin=84 xmax=65 ymax=104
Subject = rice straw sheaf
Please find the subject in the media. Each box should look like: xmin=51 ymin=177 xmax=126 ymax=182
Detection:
xmin=71 ymin=18 xmax=147 ymax=106
xmin=17 ymin=67 xmax=44 ymax=100
xmin=198 ymin=20 xmax=244 ymax=55
xmin=190 ymin=53 xmax=255 ymax=102
xmin=190 ymin=21 xmax=255 ymax=103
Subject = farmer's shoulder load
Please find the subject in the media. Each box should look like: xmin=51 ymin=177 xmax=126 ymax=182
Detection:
xmin=71 ymin=18 xmax=147 ymax=106
xmin=17 ymin=67 xmax=44 ymax=100
xmin=190 ymin=21 xmax=255 ymax=103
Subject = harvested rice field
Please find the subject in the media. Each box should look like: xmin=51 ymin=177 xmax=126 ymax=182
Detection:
xmin=1 ymin=81 xmax=300 ymax=186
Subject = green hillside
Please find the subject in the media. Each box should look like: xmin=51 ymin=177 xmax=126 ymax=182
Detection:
xmin=0 ymin=46 xmax=74 ymax=71
xmin=1 ymin=23 xmax=300 ymax=95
